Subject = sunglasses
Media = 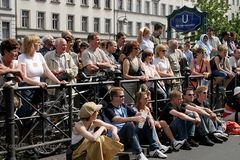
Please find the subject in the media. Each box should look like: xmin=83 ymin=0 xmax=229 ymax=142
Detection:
xmin=188 ymin=94 xmax=194 ymax=96
xmin=117 ymin=95 xmax=125 ymax=98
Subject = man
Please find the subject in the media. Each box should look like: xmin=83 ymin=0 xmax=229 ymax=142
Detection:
xmin=114 ymin=32 xmax=126 ymax=63
xmin=206 ymin=27 xmax=221 ymax=57
xmin=183 ymin=88 xmax=227 ymax=146
xmin=229 ymin=48 xmax=240 ymax=72
xmin=44 ymin=38 xmax=78 ymax=97
xmin=39 ymin=35 xmax=54 ymax=56
xmin=104 ymin=40 xmax=119 ymax=68
xmin=104 ymin=87 xmax=167 ymax=159
xmin=183 ymin=41 xmax=193 ymax=66
xmin=150 ymin=23 xmax=163 ymax=50
xmin=81 ymin=32 xmax=115 ymax=76
xmin=159 ymin=90 xmax=200 ymax=150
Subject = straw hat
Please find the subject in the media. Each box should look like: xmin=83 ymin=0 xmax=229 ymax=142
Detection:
xmin=79 ymin=102 xmax=102 ymax=118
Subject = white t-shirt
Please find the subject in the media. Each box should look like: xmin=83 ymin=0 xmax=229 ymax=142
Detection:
xmin=18 ymin=52 xmax=46 ymax=82
xmin=153 ymin=57 xmax=171 ymax=74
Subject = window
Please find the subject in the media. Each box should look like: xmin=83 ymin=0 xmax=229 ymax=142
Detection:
xmin=153 ymin=2 xmax=158 ymax=15
xmin=94 ymin=18 xmax=100 ymax=32
xmin=136 ymin=0 xmax=141 ymax=13
xmin=37 ymin=12 xmax=45 ymax=29
xmin=1 ymin=0 xmax=9 ymax=8
xmin=2 ymin=22 xmax=10 ymax=39
xmin=161 ymin=4 xmax=166 ymax=16
xmin=118 ymin=0 xmax=123 ymax=10
xmin=21 ymin=10 xmax=30 ymax=28
xmin=145 ymin=1 xmax=150 ymax=14
xmin=118 ymin=21 xmax=123 ymax=33
xmin=67 ymin=0 xmax=74 ymax=4
xmin=93 ymin=0 xmax=100 ymax=8
xmin=127 ymin=21 xmax=133 ymax=36
xmin=52 ymin=13 xmax=59 ymax=30
xmin=105 ymin=0 xmax=111 ymax=9
xmin=127 ymin=0 xmax=132 ymax=11
xmin=169 ymin=5 xmax=173 ymax=15
xmin=67 ymin=15 xmax=74 ymax=31
xmin=232 ymin=0 xmax=235 ymax=5
xmin=81 ymin=0 xmax=88 ymax=5
xmin=136 ymin=22 xmax=141 ymax=35
xmin=105 ymin=19 xmax=111 ymax=33
xmin=82 ymin=16 xmax=88 ymax=32
xmin=145 ymin=23 xmax=150 ymax=29
xmin=51 ymin=0 xmax=60 ymax=3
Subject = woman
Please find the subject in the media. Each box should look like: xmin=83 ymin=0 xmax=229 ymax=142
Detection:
xmin=135 ymin=92 xmax=186 ymax=152
xmin=191 ymin=48 xmax=211 ymax=86
xmin=210 ymin=44 xmax=235 ymax=88
xmin=122 ymin=40 xmax=148 ymax=104
xmin=69 ymin=102 xmax=123 ymax=160
xmin=137 ymin=27 xmax=154 ymax=53
xmin=17 ymin=34 xmax=64 ymax=117
xmin=194 ymin=34 xmax=213 ymax=60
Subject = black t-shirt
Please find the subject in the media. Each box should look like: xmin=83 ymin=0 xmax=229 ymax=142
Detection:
xmin=193 ymin=99 xmax=210 ymax=108
xmin=226 ymin=98 xmax=240 ymax=112
xmin=159 ymin=102 xmax=186 ymax=124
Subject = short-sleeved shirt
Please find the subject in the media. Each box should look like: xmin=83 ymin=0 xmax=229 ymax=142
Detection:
xmin=159 ymin=102 xmax=186 ymax=124
xmin=104 ymin=103 xmax=136 ymax=131
xmin=18 ymin=52 xmax=46 ymax=82
xmin=193 ymin=99 xmax=210 ymax=109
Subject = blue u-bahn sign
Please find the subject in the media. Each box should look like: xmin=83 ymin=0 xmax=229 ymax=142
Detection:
xmin=167 ymin=6 xmax=206 ymax=34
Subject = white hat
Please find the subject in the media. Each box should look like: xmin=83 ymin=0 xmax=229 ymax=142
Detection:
xmin=233 ymin=87 xmax=240 ymax=96
xmin=79 ymin=102 xmax=102 ymax=118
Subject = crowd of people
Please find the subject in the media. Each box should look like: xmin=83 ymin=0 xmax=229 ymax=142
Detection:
xmin=0 ymin=24 xmax=240 ymax=160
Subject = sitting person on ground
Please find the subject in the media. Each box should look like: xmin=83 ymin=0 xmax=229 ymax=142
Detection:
xmin=193 ymin=86 xmax=228 ymax=137
xmin=183 ymin=88 xmax=228 ymax=145
xmin=68 ymin=102 xmax=123 ymax=160
xmin=223 ymin=86 xmax=240 ymax=123
xmin=134 ymin=91 xmax=185 ymax=151
xmin=210 ymin=44 xmax=235 ymax=88
xmin=159 ymin=90 xmax=201 ymax=150
xmin=104 ymin=87 xmax=167 ymax=160
xmin=191 ymin=48 xmax=211 ymax=86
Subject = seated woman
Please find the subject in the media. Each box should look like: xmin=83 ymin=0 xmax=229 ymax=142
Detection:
xmin=223 ymin=86 xmax=240 ymax=123
xmin=210 ymin=44 xmax=235 ymax=88
xmin=134 ymin=91 xmax=186 ymax=152
xmin=191 ymin=48 xmax=211 ymax=87
xmin=69 ymin=102 xmax=123 ymax=160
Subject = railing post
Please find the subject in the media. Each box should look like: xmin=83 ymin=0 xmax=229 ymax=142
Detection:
xmin=209 ymin=76 xmax=214 ymax=110
xmin=68 ymin=86 xmax=73 ymax=137
xmin=3 ymin=84 xmax=16 ymax=160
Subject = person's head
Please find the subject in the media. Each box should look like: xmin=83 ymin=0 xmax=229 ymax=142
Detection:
xmin=222 ymin=31 xmax=231 ymax=41
xmin=168 ymin=39 xmax=178 ymax=50
xmin=153 ymin=23 xmax=163 ymax=36
xmin=54 ymin=38 xmax=67 ymax=55
xmin=230 ymin=32 xmax=237 ymax=41
xmin=183 ymin=41 xmax=191 ymax=51
xmin=141 ymin=49 xmax=153 ymax=63
xmin=87 ymin=32 xmax=100 ymax=49
xmin=217 ymin=44 xmax=228 ymax=57
xmin=41 ymin=35 xmax=54 ymax=49
xmin=155 ymin=44 xmax=167 ymax=58
xmin=169 ymin=90 xmax=183 ymax=105
xmin=80 ymin=41 xmax=89 ymax=53
xmin=135 ymin=91 xmax=148 ymax=109
xmin=123 ymin=40 xmax=140 ymax=57
xmin=233 ymin=86 xmax=240 ymax=100
xmin=207 ymin=26 xmax=214 ymax=37
xmin=195 ymin=86 xmax=208 ymax=100
xmin=193 ymin=48 xmax=205 ymax=59
xmin=106 ymin=40 xmax=117 ymax=54
xmin=110 ymin=87 xmax=125 ymax=105
xmin=142 ymin=27 xmax=151 ymax=38
xmin=61 ymin=30 xmax=73 ymax=39
xmin=116 ymin=32 xmax=126 ymax=47
xmin=200 ymin=34 xmax=208 ymax=43
xmin=63 ymin=35 xmax=74 ymax=51
xmin=79 ymin=102 xmax=102 ymax=121
xmin=23 ymin=34 xmax=40 ymax=56
xmin=183 ymin=88 xmax=195 ymax=103
xmin=72 ymin=40 xmax=81 ymax=54
xmin=233 ymin=48 xmax=240 ymax=60
xmin=0 ymin=39 xmax=19 ymax=58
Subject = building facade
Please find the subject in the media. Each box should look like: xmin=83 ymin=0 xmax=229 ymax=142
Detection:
xmin=0 ymin=0 xmax=239 ymax=42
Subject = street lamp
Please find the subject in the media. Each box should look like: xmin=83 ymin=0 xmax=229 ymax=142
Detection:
xmin=114 ymin=11 xmax=128 ymax=39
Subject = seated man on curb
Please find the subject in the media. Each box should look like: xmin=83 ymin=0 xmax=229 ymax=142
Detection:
xmin=183 ymin=87 xmax=228 ymax=146
xmin=104 ymin=87 xmax=167 ymax=160
xmin=159 ymin=90 xmax=200 ymax=150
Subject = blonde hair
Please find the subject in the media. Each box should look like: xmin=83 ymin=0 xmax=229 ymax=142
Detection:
xmin=143 ymin=27 xmax=150 ymax=36
xmin=135 ymin=92 xmax=147 ymax=110
xmin=155 ymin=44 xmax=166 ymax=57
xmin=169 ymin=90 xmax=182 ymax=100
xmin=195 ymin=86 xmax=208 ymax=97
xmin=23 ymin=34 xmax=40 ymax=56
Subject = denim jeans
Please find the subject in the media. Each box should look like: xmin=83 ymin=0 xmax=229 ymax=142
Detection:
xmin=118 ymin=122 xmax=142 ymax=154
xmin=137 ymin=119 xmax=160 ymax=151
xmin=170 ymin=117 xmax=195 ymax=140
xmin=196 ymin=115 xmax=217 ymax=136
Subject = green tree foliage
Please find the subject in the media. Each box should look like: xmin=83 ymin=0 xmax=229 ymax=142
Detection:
xmin=194 ymin=0 xmax=231 ymax=37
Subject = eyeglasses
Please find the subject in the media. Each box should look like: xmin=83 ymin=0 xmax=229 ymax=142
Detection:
xmin=188 ymin=94 xmax=194 ymax=96
xmin=161 ymin=50 xmax=167 ymax=52
xmin=116 ymin=95 xmax=125 ymax=98
xmin=202 ymin=92 xmax=208 ymax=94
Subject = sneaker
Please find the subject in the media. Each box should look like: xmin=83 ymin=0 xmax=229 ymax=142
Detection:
xmin=136 ymin=152 xmax=148 ymax=160
xmin=149 ymin=149 xmax=167 ymax=159
xmin=187 ymin=138 xmax=199 ymax=147
xmin=208 ymin=133 xmax=224 ymax=143
xmin=180 ymin=141 xmax=192 ymax=150
xmin=159 ymin=144 xmax=172 ymax=153
xmin=172 ymin=139 xmax=186 ymax=150
xmin=213 ymin=132 xmax=228 ymax=141
xmin=199 ymin=135 xmax=215 ymax=146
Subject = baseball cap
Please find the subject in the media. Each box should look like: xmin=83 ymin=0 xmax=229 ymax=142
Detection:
xmin=79 ymin=102 xmax=102 ymax=118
